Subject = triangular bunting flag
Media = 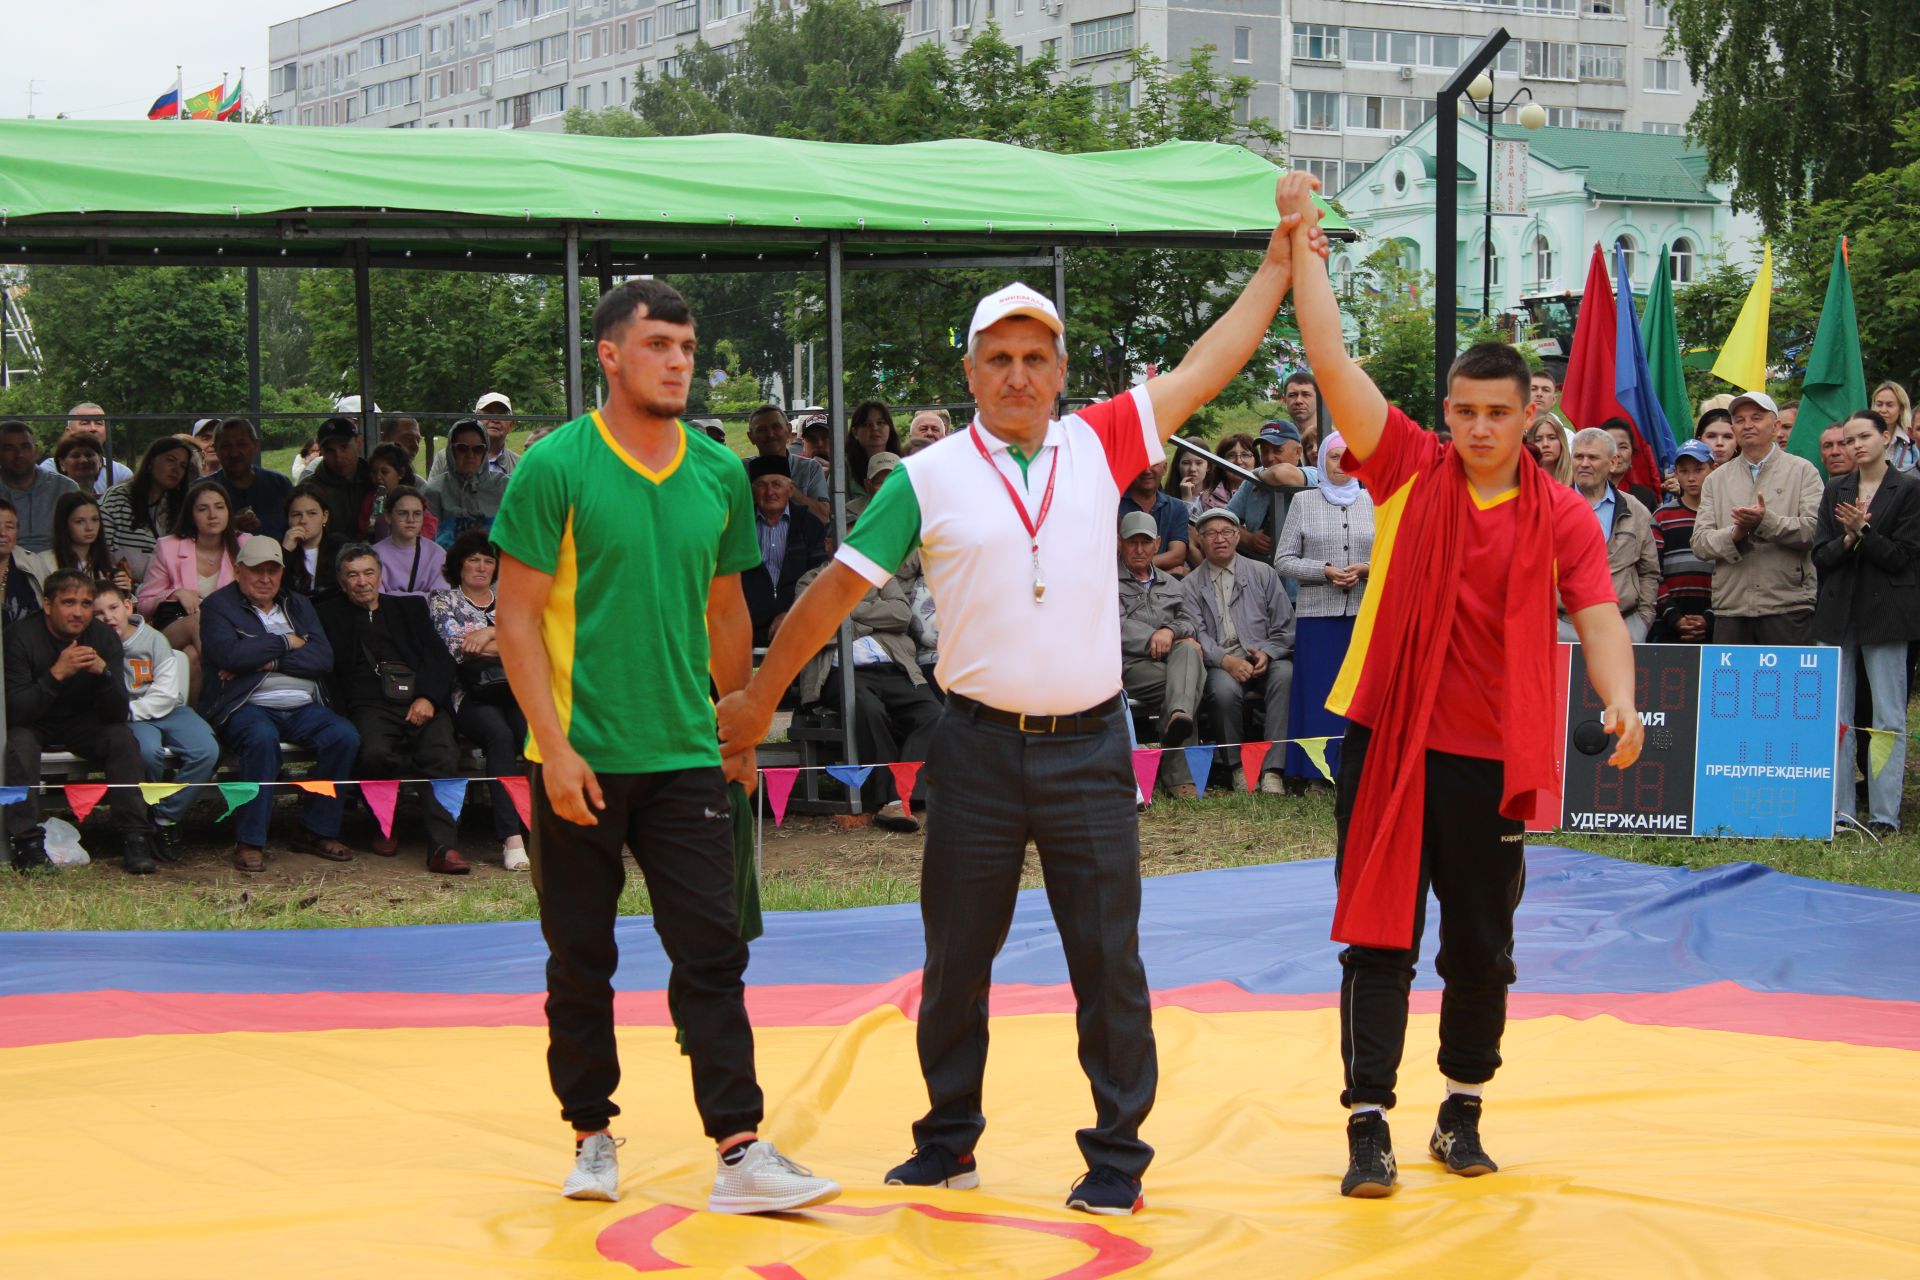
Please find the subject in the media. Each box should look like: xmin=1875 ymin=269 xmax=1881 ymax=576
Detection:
xmin=824 ymin=764 xmax=873 ymax=791
xmin=293 ymin=780 xmax=336 ymax=798
xmin=498 ymin=776 xmax=534 ymax=832
xmin=762 ymin=768 xmax=799 ymax=826
xmin=1868 ymin=728 xmax=1897 ymax=780
xmin=1239 ymin=742 xmax=1269 ymax=790
xmin=1130 ymin=748 xmax=1162 ymax=805
xmin=138 ymin=783 xmax=187 ymax=807
xmin=430 ymin=778 xmax=467 ymax=825
xmin=0 ymin=786 xmax=28 ymax=806
xmin=887 ymin=762 xmax=922 ymax=817
xmin=360 ymin=780 xmax=400 ymax=839
xmin=1182 ymin=745 xmax=1214 ymax=798
xmin=217 ymin=782 xmax=261 ymax=819
xmin=1296 ymin=737 xmax=1337 ymax=784
xmin=64 ymin=784 xmax=108 ymax=824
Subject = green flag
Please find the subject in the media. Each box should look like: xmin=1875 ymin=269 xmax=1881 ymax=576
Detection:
xmin=1642 ymin=254 xmax=1694 ymax=450
xmin=1797 ymin=238 xmax=1867 ymax=474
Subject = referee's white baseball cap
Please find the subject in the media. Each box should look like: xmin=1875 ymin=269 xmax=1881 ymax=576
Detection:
xmin=967 ymin=282 xmax=1064 ymax=347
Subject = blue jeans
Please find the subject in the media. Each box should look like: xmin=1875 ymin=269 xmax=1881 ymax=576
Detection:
xmin=1836 ymin=639 xmax=1908 ymax=829
xmin=129 ymin=707 xmax=221 ymax=824
xmin=219 ymin=702 xmax=361 ymax=849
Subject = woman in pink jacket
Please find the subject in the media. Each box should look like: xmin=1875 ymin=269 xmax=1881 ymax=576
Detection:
xmin=137 ymin=477 xmax=248 ymax=704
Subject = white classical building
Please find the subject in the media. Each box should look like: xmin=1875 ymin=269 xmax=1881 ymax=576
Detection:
xmin=1330 ymin=114 xmax=1763 ymax=330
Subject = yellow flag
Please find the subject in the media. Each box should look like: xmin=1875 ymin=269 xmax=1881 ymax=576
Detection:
xmin=1296 ymin=737 xmax=1336 ymax=784
xmin=1710 ymin=242 xmax=1772 ymax=391
xmin=1868 ymin=728 xmax=1896 ymax=780
xmin=139 ymin=783 xmax=187 ymax=805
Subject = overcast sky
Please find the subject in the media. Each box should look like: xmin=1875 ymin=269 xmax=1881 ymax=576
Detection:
xmin=0 ymin=2 xmax=316 ymax=121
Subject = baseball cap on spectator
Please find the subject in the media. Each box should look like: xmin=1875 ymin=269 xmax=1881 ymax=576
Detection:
xmin=236 ymin=538 xmax=285 ymax=568
xmin=1728 ymin=391 xmax=1778 ymax=416
xmin=1257 ymin=421 xmax=1302 ymax=448
xmin=317 ymin=416 xmax=360 ymax=444
xmin=473 ymin=392 xmax=513 ymax=414
xmin=866 ymin=452 xmax=902 ymax=483
xmin=966 ymin=283 xmax=1064 ymax=347
xmin=1119 ymin=511 xmax=1160 ymax=541
xmin=332 ymin=395 xmax=381 ymax=415
xmin=744 ymin=455 xmax=789 ymax=484
xmin=1675 ymin=440 xmax=1715 ymax=466
xmin=1195 ymin=507 xmax=1243 ymax=529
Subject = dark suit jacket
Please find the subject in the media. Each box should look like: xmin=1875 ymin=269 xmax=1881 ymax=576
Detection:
xmin=1812 ymin=465 xmax=1920 ymax=645
xmin=317 ymin=592 xmax=459 ymax=713
xmin=742 ymin=505 xmax=829 ymax=644
xmin=198 ymin=585 xmax=336 ymax=728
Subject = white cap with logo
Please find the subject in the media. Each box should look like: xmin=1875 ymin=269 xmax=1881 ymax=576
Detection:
xmin=474 ymin=391 xmax=513 ymax=414
xmin=966 ymin=282 xmax=1064 ymax=348
xmin=1728 ymin=390 xmax=1778 ymax=416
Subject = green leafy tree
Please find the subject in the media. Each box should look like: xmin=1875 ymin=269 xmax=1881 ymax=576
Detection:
xmin=1668 ymin=0 xmax=1920 ymax=232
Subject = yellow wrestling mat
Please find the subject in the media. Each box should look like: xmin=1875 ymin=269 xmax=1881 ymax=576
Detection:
xmin=5 ymin=1006 xmax=1918 ymax=1278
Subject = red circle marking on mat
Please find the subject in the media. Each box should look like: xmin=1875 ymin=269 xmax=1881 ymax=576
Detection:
xmin=597 ymin=1200 xmax=1153 ymax=1279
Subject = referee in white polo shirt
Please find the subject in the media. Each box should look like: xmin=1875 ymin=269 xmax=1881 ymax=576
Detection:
xmin=720 ymin=184 xmax=1327 ymax=1216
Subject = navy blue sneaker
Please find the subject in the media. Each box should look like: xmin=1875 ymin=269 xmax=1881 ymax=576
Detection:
xmin=884 ymin=1144 xmax=979 ymax=1190
xmin=1430 ymin=1094 xmax=1497 ymax=1177
xmin=1341 ymin=1110 xmax=1397 ymax=1198
xmin=1066 ymin=1165 xmax=1144 ymax=1216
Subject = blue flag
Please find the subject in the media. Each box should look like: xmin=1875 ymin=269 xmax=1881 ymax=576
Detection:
xmin=824 ymin=765 xmax=873 ymax=791
xmin=1613 ymin=239 xmax=1680 ymax=473
xmin=0 ymin=786 xmax=28 ymax=806
xmin=1183 ymin=746 xmax=1215 ymax=798
xmin=430 ymin=778 xmax=468 ymax=824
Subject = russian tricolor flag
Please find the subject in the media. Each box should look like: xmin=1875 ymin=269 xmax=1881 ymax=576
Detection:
xmin=147 ymin=75 xmax=183 ymax=120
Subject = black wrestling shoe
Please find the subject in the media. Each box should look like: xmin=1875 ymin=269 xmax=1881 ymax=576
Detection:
xmin=884 ymin=1144 xmax=979 ymax=1190
xmin=121 ymin=829 xmax=159 ymax=876
xmin=151 ymin=821 xmax=183 ymax=864
xmin=1429 ymin=1094 xmax=1497 ymax=1177
xmin=8 ymin=828 xmax=53 ymax=873
xmin=1341 ymin=1110 xmax=1397 ymax=1198
xmin=1066 ymin=1165 xmax=1144 ymax=1216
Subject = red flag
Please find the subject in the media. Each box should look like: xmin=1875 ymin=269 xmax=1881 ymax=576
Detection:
xmin=887 ymin=762 xmax=922 ymax=817
xmin=1238 ymin=743 xmax=1270 ymax=790
xmin=1561 ymin=244 xmax=1661 ymax=494
xmin=498 ymin=776 xmax=534 ymax=832
xmin=65 ymin=784 xmax=108 ymax=823
xmin=1130 ymin=749 xmax=1163 ymax=805
xmin=762 ymin=769 xmax=799 ymax=826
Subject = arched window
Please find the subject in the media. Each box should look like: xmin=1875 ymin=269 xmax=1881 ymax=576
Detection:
xmin=1333 ymin=256 xmax=1355 ymax=296
xmin=1532 ymin=232 xmax=1555 ymax=286
xmin=1614 ymin=233 xmax=1639 ymax=285
xmin=1478 ymin=237 xmax=1503 ymax=287
xmin=1669 ymin=236 xmax=1695 ymax=284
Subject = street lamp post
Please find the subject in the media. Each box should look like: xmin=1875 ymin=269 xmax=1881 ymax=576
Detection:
xmin=1461 ymin=73 xmax=1548 ymax=322
xmin=1434 ymin=32 xmax=1509 ymax=419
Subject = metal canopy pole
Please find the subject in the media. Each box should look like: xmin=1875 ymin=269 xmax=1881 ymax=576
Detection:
xmin=563 ymin=227 xmax=583 ymax=420
xmin=245 ymin=266 xmax=262 ymax=418
xmin=353 ymin=241 xmax=377 ymax=457
xmin=826 ymin=233 xmax=860 ymax=814
xmin=1435 ymin=29 xmax=1511 ymax=420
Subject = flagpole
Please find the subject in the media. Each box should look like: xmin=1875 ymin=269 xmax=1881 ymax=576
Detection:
xmin=175 ymin=66 xmax=183 ymax=122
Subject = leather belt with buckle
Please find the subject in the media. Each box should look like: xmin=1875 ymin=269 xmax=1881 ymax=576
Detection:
xmin=947 ymin=692 xmax=1122 ymax=735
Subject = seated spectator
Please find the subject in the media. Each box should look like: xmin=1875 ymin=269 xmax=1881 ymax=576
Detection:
xmin=358 ymin=443 xmax=438 ymax=543
xmin=4 ymin=570 xmax=161 ymax=874
xmin=1561 ymin=428 xmax=1658 ymax=642
xmin=846 ymin=452 xmax=898 ymax=521
xmin=900 ymin=437 xmax=935 ymax=458
xmin=0 ymin=500 xmax=44 ymax=623
xmin=1650 ymin=440 xmax=1718 ymax=643
xmin=199 ymin=539 xmax=359 ymax=873
xmin=428 ymin=530 xmax=527 ymax=870
xmin=290 ymin=436 xmax=323 ymax=484
xmin=380 ymin=416 xmax=423 ymax=466
xmin=747 ymin=403 xmax=830 ymax=522
xmin=1602 ymin=418 xmax=1663 ymax=513
xmin=1695 ymin=407 xmax=1737 ymax=467
xmin=1162 ymin=441 xmax=1211 ymax=512
xmin=102 ymin=437 xmax=195 ymax=582
xmin=794 ymin=560 xmax=940 ymax=833
xmin=282 ymin=483 xmax=348 ymax=606
xmin=308 ymin=416 xmax=373 ymax=538
xmin=372 ymin=487 xmax=446 ymax=597
xmin=799 ymin=417 xmax=833 ymax=463
xmin=1227 ymin=423 xmax=1318 ymax=588
xmin=0 ymin=421 xmax=81 ymax=552
xmin=845 ymin=400 xmax=902 ymax=490
xmin=423 ymin=419 xmax=507 ymax=549
xmin=51 ymin=433 xmax=107 ymax=497
xmin=93 ymin=581 xmax=219 ymax=861
xmin=137 ymin=478 xmax=248 ymax=702
xmin=1274 ymin=432 xmax=1373 ymax=784
xmin=1821 ymin=423 xmax=1858 ymax=477
xmin=212 ymin=418 xmax=294 ymax=541
xmin=1185 ymin=508 xmax=1295 ymax=794
xmin=521 ymin=425 xmax=558 ymax=452
xmin=43 ymin=404 xmax=133 ymax=493
xmin=1814 ymin=409 xmax=1920 ymax=833
xmin=1775 ymin=401 xmax=1799 ymax=448
xmin=47 ymin=492 xmax=133 ymax=594
xmin=429 ymin=393 xmax=520 ymax=480
xmin=1870 ymin=380 xmax=1918 ymax=472
xmin=907 ymin=410 xmax=948 ymax=444
xmin=1118 ymin=511 xmax=1201 ymax=796
xmin=742 ymin=456 xmax=829 ymax=647
xmin=1119 ymin=463 xmax=1191 ymax=577
xmin=320 ymin=544 xmax=469 ymax=875
xmin=1693 ymin=392 xmax=1824 ymax=645
xmin=1528 ymin=414 xmax=1574 ymax=485
xmin=191 ymin=418 xmax=221 ymax=475
xmin=906 ymin=555 xmax=940 ymax=692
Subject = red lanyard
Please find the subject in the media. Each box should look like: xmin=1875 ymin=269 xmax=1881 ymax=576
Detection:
xmin=970 ymin=424 xmax=1060 ymax=549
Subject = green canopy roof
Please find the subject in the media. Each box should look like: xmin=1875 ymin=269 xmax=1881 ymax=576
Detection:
xmin=0 ymin=120 xmax=1347 ymax=274
xmin=1489 ymin=124 xmax=1719 ymax=206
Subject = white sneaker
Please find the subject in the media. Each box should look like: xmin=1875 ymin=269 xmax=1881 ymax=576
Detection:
xmin=706 ymin=1140 xmax=841 ymax=1215
xmin=503 ymin=842 xmax=530 ymax=871
xmin=562 ymin=1131 xmax=623 ymax=1201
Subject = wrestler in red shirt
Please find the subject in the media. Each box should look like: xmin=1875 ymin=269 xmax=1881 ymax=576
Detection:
xmin=1277 ymin=172 xmax=1644 ymax=1200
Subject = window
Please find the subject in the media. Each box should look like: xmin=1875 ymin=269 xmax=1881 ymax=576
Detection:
xmin=1579 ymin=44 xmax=1625 ymax=82
xmin=1298 ymin=157 xmax=1346 ymax=193
xmin=429 ymin=25 xmax=444 ymax=54
xmin=1334 ymin=256 xmax=1355 ymax=295
xmin=1232 ymin=94 xmax=1249 ymax=125
xmin=1643 ymin=0 xmax=1669 ymax=25
xmin=1292 ymin=90 xmax=1340 ymax=132
xmin=619 ymin=20 xmax=631 ymax=50
xmin=1644 ymin=57 xmax=1683 ymax=92
xmin=909 ymin=0 xmax=935 ymax=32
xmin=464 ymin=64 xmax=473 ymax=90
xmin=637 ymin=15 xmax=654 ymax=43
xmin=1292 ymin=23 xmax=1340 ymax=62
xmin=332 ymin=55 xmax=341 ymax=83
xmin=1040 ymin=36 xmax=1061 ymax=62
xmin=498 ymin=43 xmax=535 ymax=75
xmin=1642 ymin=121 xmax=1683 ymax=136
xmin=302 ymin=63 xmax=314 ymax=90
xmin=618 ymin=76 xmax=627 ymax=102
xmin=1093 ymin=80 xmax=1132 ymax=112
xmin=1581 ymin=0 xmax=1620 ymax=13
xmin=346 ymin=52 xmax=357 ymax=76
xmin=580 ymin=83 xmax=593 ymax=110
xmin=1521 ymin=0 xmax=1574 ymax=11
xmin=1233 ymin=26 xmax=1251 ymax=63
xmin=1344 ymin=160 xmax=1367 ymax=190
xmin=1346 ymin=94 xmax=1434 ymax=133
xmin=951 ymin=0 xmax=972 ymax=28
xmin=428 ymin=72 xmax=441 ymax=99
xmin=1480 ymin=239 xmax=1503 ymax=286
xmin=1669 ymin=237 xmax=1695 ymax=284
xmin=1523 ymin=41 xmax=1576 ymax=80
xmin=1533 ymin=234 xmax=1555 ymax=283
xmin=1072 ymin=15 xmax=1133 ymax=60
xmin=659 ymin=56 xmax=679 ymax=78
xmin=1577 ymin=108 xmax=1625 ymax=130
xmin=465 ymin=17 xmax=474 ymax=45
xmin=361 ymin=74 xmax=419 ymax=112
xmin=480 ymin=10 xmax=493 ymax=37
xmin=1544 ymin=105 xmax=1576 ymax=127
xmin=480 ymin=59 xmax=494 ymax=85
xmin=579 ymin=33 xmax=593 ymax=59
xmin=1614 ymin=234 xmax=1638 ymax=283
xmin=671 ymin=0 xmax=699 ymax=35
xmin=300 ymin=107 xmax=314 ymax=125
xmin=542 ymin=35 xmax=568 ymax=63
xmin=1348 ymin=29 xmax=1461 ymax=70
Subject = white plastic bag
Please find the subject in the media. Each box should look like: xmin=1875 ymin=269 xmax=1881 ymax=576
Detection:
xmin=43 ymin=816 xmax=90 ymax=868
